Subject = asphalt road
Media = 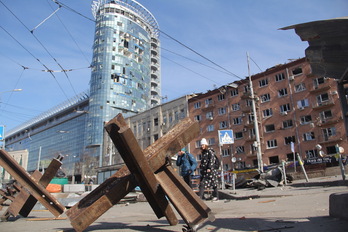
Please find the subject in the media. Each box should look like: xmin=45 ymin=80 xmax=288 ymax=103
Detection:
xmin=1 ymin=175 xmax=348 ymax=232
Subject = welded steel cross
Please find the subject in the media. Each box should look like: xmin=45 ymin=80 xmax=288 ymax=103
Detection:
xmin=67 ymin=114 xmax=214 ymax=232
xmin=0 ymin=151 xmax=65 ymax=220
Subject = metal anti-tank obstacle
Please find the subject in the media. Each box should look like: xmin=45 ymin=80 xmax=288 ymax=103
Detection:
xmin=0 ymin=114 xmax=214 ymax=231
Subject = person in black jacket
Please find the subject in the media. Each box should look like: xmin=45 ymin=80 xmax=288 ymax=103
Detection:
xmin=198 ymin=138 xmax=219 ymax=201
xmin=176 ymin=148 xmax=197 ymax=188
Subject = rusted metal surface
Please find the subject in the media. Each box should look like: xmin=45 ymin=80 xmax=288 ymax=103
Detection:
xmin=155 ymin=166 xmax=214 ymax=229
xmin=106 ymin=114 xmax=214 ymax=230
xmin=7 ymin=156 xmax=63 ymax=217
xmin=67 ymin=115 xmax=201 ymax=232
xmin=105 ymin=114 xmax=178 ymax=225
xmin=0 ymin=149 xmax=65 ymax=217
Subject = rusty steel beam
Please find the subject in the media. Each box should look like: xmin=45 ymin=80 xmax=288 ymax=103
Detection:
xmin=104 ymin=114 xmax=178 ymax=225
xmin=156 ymin=166 xmax=215 ymax=230
xmin=67 ymin=115 xmax=200 ymax=232
xmin=0 ymin=149 xmax=65 ymax=217
xmin=106 ymin=114 xmax=214 ymax=230
xmin=8 ymin=155 xmax=63 ymax=217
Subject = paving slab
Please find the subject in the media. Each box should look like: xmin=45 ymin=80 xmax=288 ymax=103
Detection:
xmin=1 ymin=175 xmax=348 ymax=231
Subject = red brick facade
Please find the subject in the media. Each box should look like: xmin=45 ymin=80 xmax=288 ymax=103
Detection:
xmin=188 ymin=58 xmax=348 ymax=171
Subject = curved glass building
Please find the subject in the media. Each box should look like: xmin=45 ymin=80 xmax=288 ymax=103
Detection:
xmin=4 ymin=0 xmax=161 ymax=181
xmin=86 ymin=0 xmax=161 ymax=164
xmin=86 ymin=0 xmax=161 ymax=161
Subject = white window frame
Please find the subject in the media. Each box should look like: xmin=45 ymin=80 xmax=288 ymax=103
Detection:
xmin=297 ymin=99 xmax=309 ymax=109
xmin=259 ymin=79 xmax=268 ymax=87
xmin=231 ymin=103 xmax=240 ymax=111
xmin=194 ymin=102 xmax=201 ymax=109
xmin=260 ymin=93 xmax=271 ymax=103
xmin=275 ymin=73 xmax=285 ymax=82
xmin=303 ymin=132 xmax=315 ymax=141
xmin=263 ymin=108 xmax=273 ymax=118
xmin=278 ymin=88 xmax=288 ymax=97
xmin=267 ymin=139 xmax=277 ymax=149
xmin=295 ymin=83 xmax=306 ymax=92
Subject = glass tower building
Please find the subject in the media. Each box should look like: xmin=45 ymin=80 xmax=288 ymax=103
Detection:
xmin=4 ymin=0 xmax=161 ymax=181
xmin=86 ymin=0 xmax=161 ymax=165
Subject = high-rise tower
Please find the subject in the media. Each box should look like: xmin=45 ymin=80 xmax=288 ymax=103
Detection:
xmin=86 ymin=0 xmax=161 ymax=164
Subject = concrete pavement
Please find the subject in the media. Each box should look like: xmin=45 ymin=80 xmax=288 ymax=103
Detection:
xmin=1 ymin=175 xmax=348 ymax=231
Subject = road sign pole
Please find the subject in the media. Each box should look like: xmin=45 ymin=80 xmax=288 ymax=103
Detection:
xmin=219 ymin=144 xmax=225 ymax=190
xmin=0 ymin=125 xmax=5 ymax=149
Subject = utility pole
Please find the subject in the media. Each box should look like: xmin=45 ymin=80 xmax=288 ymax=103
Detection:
xmin=247 ymin=53 xmax=263 ymax=172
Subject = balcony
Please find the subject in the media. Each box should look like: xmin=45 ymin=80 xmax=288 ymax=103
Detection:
xmin=317 ymin=131 xmax=343 ymax=144
xmin=312 ymin=99 xmax=335 ymax=110
xmin=317 ymin=118 xmax=341 ymax=127
xmin=309 ymin=81 xmax=332 ymax=93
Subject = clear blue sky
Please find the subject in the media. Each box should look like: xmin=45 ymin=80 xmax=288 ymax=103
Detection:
xmin=0 ymin=0 xmax=347 ymax=132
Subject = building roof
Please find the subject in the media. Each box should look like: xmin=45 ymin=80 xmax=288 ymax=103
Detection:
xmin=281 ymin=17 xmax=348 ymax=82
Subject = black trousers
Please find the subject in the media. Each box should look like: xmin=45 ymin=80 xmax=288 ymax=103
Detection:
xmin=183 ymin=174 xmax=192 ymax=188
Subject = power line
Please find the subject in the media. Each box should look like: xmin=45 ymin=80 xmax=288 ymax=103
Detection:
xmin=0 ymin=0 xmax=76 ymax=99
xmin=0 ymin=25 xmax=70 ymax=102
xmin=162 ymin=56 xmax=223 ymax=86
xmin=52 ymin=1 xmax=243 ymax=83
xmin=48 ymin=0 xmax=91 ymax=65
xmin=53 ymin=0 xmax=95 ymax=22
xmin=159 ymin=30 xmax=243 ymax=80
xmin=161 ymin=46 xmax=235 ymax=78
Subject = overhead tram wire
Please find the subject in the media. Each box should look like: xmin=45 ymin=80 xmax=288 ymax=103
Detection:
xmin=159 ymin=30 xmax=243 ymax=81
xmin=0 ymin=0 xmax=76 ymax=100
xmin=250 ymin=56 xmax=264 ymax=73
xmin=47 ymin=0 xmax=91 ymax=65
xmin=161 ymin=47 xmax=235 ymax=78
xmin=49 ymin=1 xmax=244 ymax=83
xmin=53 ymin=0 xmax=95 ymax=22
xmin=0 ymin=25 xmax=69 ymax=102
xmin=162 ymin=55 xmax=223 ymax=86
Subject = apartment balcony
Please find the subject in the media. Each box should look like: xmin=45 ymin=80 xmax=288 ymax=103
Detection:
xmin=151 ymin=65 xmax=158 ymax=72
xmin=151 ymin=71 xmax=158 ymax=79
xmin=316 ymin=117 xmax=341 ymax=127
xmin=309 ymin=81 xmax=332 ymax=93
xmin=151 ymin=49 xmax=158 ymax=56
xmin=151 ymin=41 xmax=158 ymax=49
xmin=202 ymin=102 xmax=215 ymax=111
xmin=151 ymin=55 xmax=158 ymax=63
xmin=317 ymin=131 xmax=343 ymax=144
xmin=312 ymin=99 xmax=335 ymax=110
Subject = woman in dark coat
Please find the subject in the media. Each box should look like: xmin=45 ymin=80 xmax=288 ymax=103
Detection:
xmin=198 ymin=138 xmax=219 ymax=201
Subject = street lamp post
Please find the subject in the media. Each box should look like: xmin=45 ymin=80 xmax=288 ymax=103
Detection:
xmin=247 ymin=53 xmax=263 ymax=173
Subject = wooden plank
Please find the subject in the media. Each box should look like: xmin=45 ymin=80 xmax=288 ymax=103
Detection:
xmin=66 ymin=115 xmax=200 ymax=232
xmin=0 ymin=150 xmax=65 ymax=217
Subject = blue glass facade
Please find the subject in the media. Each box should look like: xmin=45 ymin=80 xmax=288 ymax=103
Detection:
xmin=86 ymin=0 xmax=160 ymax=165
xmin=4 ymin=0 xmax=160 ymax=181
xmin=5 ymin=92 xmax=89 ymax=175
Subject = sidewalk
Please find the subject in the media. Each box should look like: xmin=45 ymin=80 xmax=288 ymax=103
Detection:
xmin=1 ymin=175 xmax=348 ymax=231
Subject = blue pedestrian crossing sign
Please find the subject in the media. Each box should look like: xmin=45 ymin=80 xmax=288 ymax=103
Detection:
xmin=0 ymin=125 xmax=4 ymax=141
xmin=218 ymin=130 xmax=234 ymax=145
